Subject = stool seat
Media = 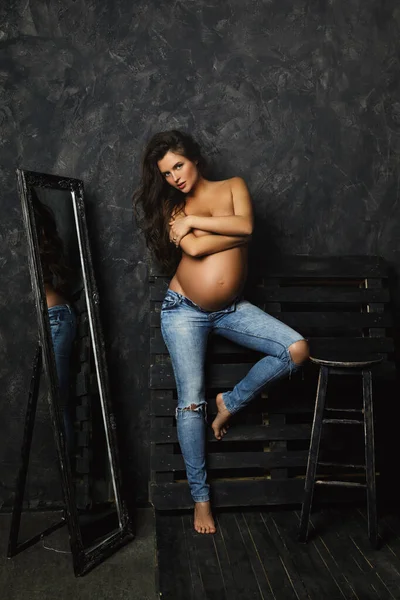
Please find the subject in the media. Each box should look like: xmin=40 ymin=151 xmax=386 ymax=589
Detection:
xmin=310 ymin=355 xmax=383 ymax=368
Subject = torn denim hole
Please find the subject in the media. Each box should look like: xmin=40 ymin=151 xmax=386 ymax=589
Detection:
xmin=175 ymin=403 xmax=207 ymax=421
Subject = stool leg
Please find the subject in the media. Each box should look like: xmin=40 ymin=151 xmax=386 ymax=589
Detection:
xmin=299 ymin=365 xmax=328 ymax=542
xmin=362 ymin=369 xmax=378 ymax=548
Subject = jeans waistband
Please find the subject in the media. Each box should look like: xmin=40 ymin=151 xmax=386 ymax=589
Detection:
xmin=165 ymin=289 xmax=240 ymax=314
xmin=48 ymin=304 xmax=73 ymax=314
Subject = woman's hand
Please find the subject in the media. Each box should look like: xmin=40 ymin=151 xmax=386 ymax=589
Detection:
xmin=169 ymin=213 xmax=192 ymax=246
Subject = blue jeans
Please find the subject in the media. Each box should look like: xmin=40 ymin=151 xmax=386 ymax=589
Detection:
xmin=161 ymin=290 xmax=305 ymax=503
xmin=48 ymin=304 xmax=77 ymax=452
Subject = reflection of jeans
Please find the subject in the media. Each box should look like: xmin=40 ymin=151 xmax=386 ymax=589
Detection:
xmin=161 ymin=290 xmax=305 ymax=503
xmin=48 ymin=304 xmax=77 ymax=452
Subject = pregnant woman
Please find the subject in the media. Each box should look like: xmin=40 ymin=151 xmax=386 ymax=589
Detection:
xmin=134 ymin=130 xmax=309 ymax=534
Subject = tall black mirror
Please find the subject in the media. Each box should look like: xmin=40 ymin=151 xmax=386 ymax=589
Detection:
xmin=8 ymin=169 xmax=134 ymax=576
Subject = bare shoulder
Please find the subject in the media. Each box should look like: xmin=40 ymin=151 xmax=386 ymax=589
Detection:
xmin=209 ymin=177 xmax=248 ymax=192
xmin=229 ymin=177 xmax=248 ymax=190
xmin=215 ymin=177 xmax=249 ymax=192
xmin=227 ymin=177 xmax=253 ymax=215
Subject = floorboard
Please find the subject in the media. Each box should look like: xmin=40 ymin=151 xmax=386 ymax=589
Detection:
xmin=156 ymin=508 xmax=400 ymax=600
xmin=346 ymin=510 xmax=400 ymax=599
xmin=241 ymin=511 xmax=306 ymax=600
xmin=216 ymin=512 xmax=266 ymax=600
xmin=306 ymin=509 xmax=380 ymax=599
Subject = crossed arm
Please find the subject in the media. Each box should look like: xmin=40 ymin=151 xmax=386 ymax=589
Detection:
xmin=169 ymin=178 xmax=254 ymax=258
xmin=178 ymin=232 xmax=249 ymax=258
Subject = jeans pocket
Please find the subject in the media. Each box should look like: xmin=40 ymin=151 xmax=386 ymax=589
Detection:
xmin=161 ymin=292 xmax=180 ymax=312
xmin=49 ymin=320 xmax=61 ymax=342
xmin=49 ymin=314 xmax=60 ymax=327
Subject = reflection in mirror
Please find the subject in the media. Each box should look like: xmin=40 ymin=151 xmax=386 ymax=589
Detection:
xmin=32 ymin=186 xmax=121 ymax=550
xmin=32 ymin=188 xmax=78 ymax=456
xmin=10 ymin=170 xmax=134 ymax=574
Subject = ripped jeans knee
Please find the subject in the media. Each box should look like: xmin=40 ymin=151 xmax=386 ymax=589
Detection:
xmin=176 ymin=401 xmax=207 ymax=420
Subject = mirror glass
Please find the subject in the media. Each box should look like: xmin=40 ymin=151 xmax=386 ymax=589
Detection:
xmin=31 ymin=186 xmax=120 ymax=551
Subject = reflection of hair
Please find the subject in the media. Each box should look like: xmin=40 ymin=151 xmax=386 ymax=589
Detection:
xmin=133 ymin=130 xmax=207 ymax=274
xmin=32 ymin=189 xmax=71 ymax=295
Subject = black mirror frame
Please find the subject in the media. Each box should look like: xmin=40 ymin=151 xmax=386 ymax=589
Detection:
xmin=9 ymin=169 xmax=134 ymax=576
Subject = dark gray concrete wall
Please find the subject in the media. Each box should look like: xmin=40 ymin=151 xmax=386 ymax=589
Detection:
xmin=1 ymin=0 xmax=399 ymax=507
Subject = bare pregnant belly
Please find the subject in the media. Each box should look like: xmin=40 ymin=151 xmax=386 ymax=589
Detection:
xmin=171 ymin=247 xmax=247 ymax=311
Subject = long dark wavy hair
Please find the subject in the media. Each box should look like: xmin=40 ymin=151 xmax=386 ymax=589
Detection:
xmin=133 ymin=130 xmax=207 ymax=274
xmin=32 ymin=189 xmax=71 ymax=296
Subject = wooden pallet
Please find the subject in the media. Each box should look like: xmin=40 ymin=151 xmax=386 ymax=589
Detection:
xmin=149 ymin=255 xmax=395 ymax=510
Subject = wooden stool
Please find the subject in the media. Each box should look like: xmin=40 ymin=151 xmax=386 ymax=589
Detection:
xmin=298 ymin=355 xmax=382 ymax=548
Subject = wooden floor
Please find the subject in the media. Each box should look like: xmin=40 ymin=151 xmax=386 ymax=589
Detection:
xmin=156 ymin=507 xmax=400 ymax=600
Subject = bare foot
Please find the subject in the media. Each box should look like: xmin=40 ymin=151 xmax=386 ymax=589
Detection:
xmin=194 ymin=501 xmax=216 ymax=534
xmin=211 ymin=393 xmax=232 ymax=440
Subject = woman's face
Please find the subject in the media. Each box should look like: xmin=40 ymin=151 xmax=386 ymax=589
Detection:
xmin=157 ymin=150 xmax=199 ymax=194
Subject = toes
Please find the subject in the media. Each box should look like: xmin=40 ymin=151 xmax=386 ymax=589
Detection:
xmin=207 ymin=525 xmax=216 ymax=534
xmin=195 ymin=522 xmax=216 ymax=534
xmin=212 ymin=428 xmax=221 ymax=440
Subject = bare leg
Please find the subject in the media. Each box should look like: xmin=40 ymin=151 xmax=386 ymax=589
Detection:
xmin=194 ymin=501 xmax=216 ymax=534
xmin=211 ymin=393 xmax=232 ymax=440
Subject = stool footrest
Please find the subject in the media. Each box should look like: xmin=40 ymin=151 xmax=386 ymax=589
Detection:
xmin=315 ymin=480 xmax=366 ymax=488
xmin=322 ymin=418 xmax=363 ymax=425
xmin=318 ymin=462 xmax=365 ymax=469
xmin=325 ymin=408 xmax=362 ymax=413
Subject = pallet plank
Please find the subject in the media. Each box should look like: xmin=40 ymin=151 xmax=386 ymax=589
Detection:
xmin=151 ymin=284 xmax=390 ymax=304
xmin=152 ymin=423 xmax=311 ymax=444
xmin=251 ymin=286 xmax=390 ymax=304
xmin=150 ymin=336 xmax=394 ymax=359
xmin=150 ymin=355 xmax=393 ymax=390
xmin=249 ymin=255 xmax=389 ymax=279
xmin=151 ymin=255 xmax=389 ymax=279
xmin=151 ymin=395 xmax=315 ymax=417
xmin=151 ymin=308 xmax=393 ymax=330
xmin=150 ymin=479 xmax=305 ymax=510
xmin=151 ymin=450 xmax=309 ymax=472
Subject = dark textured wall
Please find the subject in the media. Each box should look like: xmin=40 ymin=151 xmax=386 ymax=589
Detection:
xmin=1 ymin=0 xmax=399 ymax=508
